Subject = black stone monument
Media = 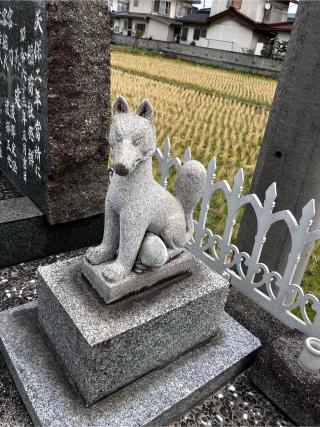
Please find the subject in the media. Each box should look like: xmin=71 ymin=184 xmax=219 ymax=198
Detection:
xmin=0 ymin=1 xmax=49 ymax=213
xmin=0 ymin=0 xmax=110 ymax=267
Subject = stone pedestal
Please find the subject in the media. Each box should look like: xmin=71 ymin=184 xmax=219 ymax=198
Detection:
xmin=250 ymin=330 xmax=320 ymax=426
xmin=0 ymin=253 xmax=260 ymax=425
xmin=38 ymin=254 xmax=229 ymax=405
xmin=0 ymin=302 xmax=260 ymax=426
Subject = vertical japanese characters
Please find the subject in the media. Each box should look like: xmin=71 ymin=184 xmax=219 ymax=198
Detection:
xmin=0 ymin=6 xmax=43 ymax=182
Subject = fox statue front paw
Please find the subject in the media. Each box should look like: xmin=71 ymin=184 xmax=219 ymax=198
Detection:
xmin=102 ymin=261 xmax=129 ymax=282
xmin=85 ymin=245 xmax=114 ymax=265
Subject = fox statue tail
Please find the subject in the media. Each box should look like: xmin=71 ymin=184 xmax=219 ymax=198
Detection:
xmin=175 ymin=160 xmax=207 ymax=242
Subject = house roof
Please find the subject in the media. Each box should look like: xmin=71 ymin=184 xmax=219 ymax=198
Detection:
xmin=112 ymin=6 xmax=294 ymax=33
xmin=112 ymin=11 xmax=181 ymax=26
xmin=178 ymin=8 xmax=211 ymax=24
xmin=206 ymin=7 xmax=294 ymax=33
xmin=151 ymin=15 xmax=182 ymax=25
xmin=112 ymin=11 xmax=148 ymax=20
xmin=265 ymin=21 xmax=294 ymax=32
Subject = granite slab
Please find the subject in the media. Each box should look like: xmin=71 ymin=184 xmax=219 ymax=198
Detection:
xmin=250 ymin=330 xmax=320 ymax=426
xmin=81 ymin=251 xmax=197 ymax=304
xmin=0 ymin=196 xmax=104 ymax=268
xmin=0 ymin=198 xmax=42 ymax=223
xmin=38 ymin=255 xmax=229 ymax=405
xmin=0 ymin=301 xmax=260 ymax=426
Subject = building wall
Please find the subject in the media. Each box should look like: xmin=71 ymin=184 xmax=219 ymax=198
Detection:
xmin=165 ymin=1 xmax=195 ymax=19
xmin=240 ymin=0 xmax=266 ymax=22
xmin=276 ymin=31 xmax=290 ymax=43
xmin=181 ymin=26 xmax=210 ymax=47
xmin=181 ymin=19 xmax=256 ymax=52
xmin=170 ymin=1 xmax=178 ymax=18
xmin=211 ymin=0 xmax=229 ymax=16
xmin=129 ymin=0 xmax=152 ymax=14
xmin=113 ymin=17 xmax=121 ymax=32
xmin=113 ymin=15 xmax=177 ymax=42
xmin=109 ymin=0 xmax=118 ymax=12
xmin=113 ymin=17 xmax=128 ymax=34
xmin=132 ymin=18 xmax=148 ymax=33
xmin=205 ymin=17 xmax=256 ymax=52
xmin=113 ymin=17 xmax=148 ymax=36
xmin=148 ymin=1 xmax=195 ymax=19
xmin=210 ymin=0 xmax=266 ymax=21
xmin=147 ymin=19 xmax=170 ymax=41
xmin=210 ymin=0 xmax=289 ymax=23
xmin=263 ymin=1 xmax=289 ymax=23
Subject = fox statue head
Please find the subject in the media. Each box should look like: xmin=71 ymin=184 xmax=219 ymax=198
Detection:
xmin=109 ymin=96 xmax=156 ymax=177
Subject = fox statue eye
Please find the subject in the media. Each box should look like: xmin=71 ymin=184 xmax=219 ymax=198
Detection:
xmin=132 ymin=137 xmax=143 ymax=146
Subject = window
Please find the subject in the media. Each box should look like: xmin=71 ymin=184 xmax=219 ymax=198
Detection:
xmin=154 ymin=1 xmax=171 ymax=15
xmin=181 ymin=27 xmax=188 ymax=41
xmin=193 ymin=28 xmax=200 ymax=41
xmin=176 ymin=4 xmax=192 ymax=18
xmin=200 ymin=28 xmax=207 ymax=38
xmin=227 ymin=0 xmax=242 ymax=8
xmin=153 ymin=0 xmax=159 ymax=12
xmin=134 ymin=0 xmax=139 ymax=6
xmin=233 ymin=0 xmax=242 ymax=9
xmin=135 ymin=23 xmax=145 ymax=33
xmin=118 ymin=1 xmax=129 ymax=12
xmin=162 ymin=2 xmax=171 ymax=15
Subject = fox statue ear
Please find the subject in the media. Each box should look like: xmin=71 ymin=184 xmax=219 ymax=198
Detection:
xmin=136 ymin=99 xmax=153 ymax=121
xmin=113 ymin=96 xmax=130 ymax=115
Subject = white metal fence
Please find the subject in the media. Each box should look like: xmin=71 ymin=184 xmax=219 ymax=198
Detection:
xmin=154 ymin=138 xmax=320 ymax=339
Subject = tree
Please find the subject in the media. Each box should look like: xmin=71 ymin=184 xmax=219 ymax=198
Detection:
xmin=133 ymin=29 xmax=144 ymax=49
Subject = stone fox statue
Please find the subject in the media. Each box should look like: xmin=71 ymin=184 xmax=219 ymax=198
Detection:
xmin=86 ymin=96 xmax=206 ymax=282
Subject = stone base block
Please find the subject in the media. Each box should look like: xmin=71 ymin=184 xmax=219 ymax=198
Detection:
xmin=0 ymin=196 xmax=104 ymax=268
xmin=38 ymin=254 xmax=229 ymax=405
xmin=0 ymin=302 xmax=260 ymax=426
xmin=81 ymin=251 xmax=196 ymax=304
xmin=250 ymin=330 xmax=320 ymax=426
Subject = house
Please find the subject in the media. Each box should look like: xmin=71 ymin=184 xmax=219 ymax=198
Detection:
xmin=178 ymin=0 xmax=296 ymax=54
xmin=111 ymin=0 xmax=200 ymax=42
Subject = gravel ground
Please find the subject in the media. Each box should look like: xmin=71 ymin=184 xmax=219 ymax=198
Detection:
xmin=0 ymin=249 xmax=294 ymax=426
xmin=174 ymin=370 xmax=294 ymax=427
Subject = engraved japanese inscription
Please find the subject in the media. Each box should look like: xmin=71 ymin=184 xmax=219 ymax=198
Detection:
xmin=0 ymin=1 xmax=47 ymax=211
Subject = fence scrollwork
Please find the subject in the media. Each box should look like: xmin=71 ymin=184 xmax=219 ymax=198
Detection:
xmin=154 ymin=138 xmax=320 ymax=338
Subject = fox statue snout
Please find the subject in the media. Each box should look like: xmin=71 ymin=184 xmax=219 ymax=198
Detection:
xmin=86 ymin=96 xmax=206 ymax=282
